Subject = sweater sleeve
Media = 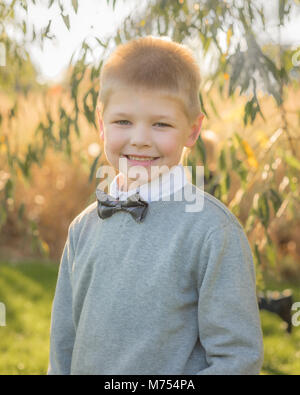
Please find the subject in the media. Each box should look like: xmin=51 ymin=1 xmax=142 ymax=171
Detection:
xmin=196 ymin=221 xmax=264 ymax=375
xmin=47 ymin=224 xmax=76 ymax=375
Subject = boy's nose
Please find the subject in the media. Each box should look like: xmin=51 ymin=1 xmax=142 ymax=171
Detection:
xmin=129 ymin=126 xmax=152 ymax=147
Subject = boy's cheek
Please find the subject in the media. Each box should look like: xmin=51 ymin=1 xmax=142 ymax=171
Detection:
xmin=105 ymin=134 xmax=125 ymax=152
xmin=159 ymin=140 xmax=181 ymax=158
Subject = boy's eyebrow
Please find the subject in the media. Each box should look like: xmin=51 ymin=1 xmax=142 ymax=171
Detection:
xmin=111 ymin=112 xmax=175 ymax=120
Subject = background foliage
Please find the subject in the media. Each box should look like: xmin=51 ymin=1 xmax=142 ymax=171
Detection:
xmin=0 ymin=0 xmax=300 ymax=376
xmin=1 ymin=0 xmax=300 ymax=287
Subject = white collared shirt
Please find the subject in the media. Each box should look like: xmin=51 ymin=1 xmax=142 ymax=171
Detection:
xmin=109 ymin=164 xmax=189 ymax=202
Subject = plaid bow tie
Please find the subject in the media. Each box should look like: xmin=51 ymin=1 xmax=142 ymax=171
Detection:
xmin=96 ymin=189 xmax=149 ymax=223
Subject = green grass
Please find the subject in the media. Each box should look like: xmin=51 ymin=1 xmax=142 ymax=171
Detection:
xmin=0 ymin=261 xmax=58 ymax=375
xmin=259 ymin=277 xmax=300 ymax=375
xmin=0 ymin=261 xmax=299 ymax=375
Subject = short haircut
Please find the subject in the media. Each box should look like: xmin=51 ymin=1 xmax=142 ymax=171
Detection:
xmin=98 ymin=35 xmax=201 ymax=126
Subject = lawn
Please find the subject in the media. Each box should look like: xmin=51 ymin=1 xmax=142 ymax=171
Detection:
xmin=0 ymin=261 xmax=58 ymax=375
xmin=0 ymin=261 xmax=299 ymax=375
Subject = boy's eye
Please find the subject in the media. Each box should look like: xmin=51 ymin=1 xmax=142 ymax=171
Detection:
xmin=115 ymin=120 xmax=171 ymax=127
xmin=115 ymin=120 xmax=130 ymax=125
xmin=115 ymin=120 xmax=128 ymax=123
xmin=156 ymin=122 xmax=171 ymax=127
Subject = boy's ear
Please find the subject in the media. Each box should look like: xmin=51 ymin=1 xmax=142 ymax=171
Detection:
xmin=96 ymin=105 xmax=104 ymax=141
xmin=186 ymin=113 xmax=205 ymax=147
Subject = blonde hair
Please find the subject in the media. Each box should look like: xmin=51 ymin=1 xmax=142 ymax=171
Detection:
xmin=97 ymin=35 xmax=201 ymax=127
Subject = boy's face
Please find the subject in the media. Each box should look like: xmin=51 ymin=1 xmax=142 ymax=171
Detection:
xmin=96 ymin=86 xmax=204 ymax=191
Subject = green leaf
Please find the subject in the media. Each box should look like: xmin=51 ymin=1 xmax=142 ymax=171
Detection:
xmin=258 ymin=193 xmax=269 ymax=229
xmin=61 ymin=13 xmax=70 ymax=30
xmin=209 ymin=97 xmax=220 ymax=118
xmin=225 ymin=172 xmax=231 ymax=191
xmin=72 ymin=0 xmax=78 ymax=13
xmin=18 ymin=203 xmax=25 ymax=220
xmin=237 ymin=164 xmax=248 ymax=185
xmin=220 ymin=172 xmax=230 ymax=196
xmin=83 ymin=87 xmax=98 ymax=127
xmin=269 ymin=189 xmax=282 ymax=213
xmin=0 ymin=204 xmax=7 ymax=227
xmin=279 ymin=0 xmax=285 ymax=25
xmin=219 ymin=148 xmax=226 ymax=171
xmin=254 ymin=243 xmax=262 ymax=266
xmin=4 ymin=178 xmax=13 ymax=199
xmin=44 ymin=19 xmax=51 ymax=37
xmin=106 ymin=0 xmax=117 ymax=10
xmin=31 ymin=26 xmax=36 ymax=42
xmin=243 ymin=96 xmax=264 ymax=125
xmin=203 ymin=37 xmax=212 ymax=55
xmin=114 ymin=31 xmax=122 ymax=46
xmin=22 ymin=20 xmax=27 ymax=34
xmin=73 ymin=118 xmax=80 ymax=137
xmin=233 ymin=132 xmax=242 ymax=146
xmin=198 ymin=92 xmax=208 ymax=117
xmin=284 ymin=153 xmax=300 ymax=171
xmin=95 ymin=38 xmax=108 ymax=48
xmin=228 ymin=48 xmax=244 ymax=96
xmin=66 ymin=139 xmax=72 ymax=158
xmin=21 ymin=1 xmax=28 ymax=12
xmin=196 ymin=135 xmax=206 ymax=165
xmin=89 ymin=154 xmax=101 ymax=183
xmin=266 ymin=242 xmax=276 ymax=267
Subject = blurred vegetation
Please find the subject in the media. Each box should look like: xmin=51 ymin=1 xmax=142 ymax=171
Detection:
xmin=0 ymin=261 xmax=299 ymax=375
xmin=0 ymin=0 xmax=299 ymax=292
xmin=0 ymin=261 xmax=57 ymax=374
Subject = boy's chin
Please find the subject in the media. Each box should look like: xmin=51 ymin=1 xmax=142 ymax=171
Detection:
xmin=119 ymin=172 xmax=163 ymax=190
xmin=117 ymin=178 xmax=147 ymax=192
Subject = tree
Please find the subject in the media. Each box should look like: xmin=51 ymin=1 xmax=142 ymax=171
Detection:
xmin=0 ymin=0 xmax=300 ymax=285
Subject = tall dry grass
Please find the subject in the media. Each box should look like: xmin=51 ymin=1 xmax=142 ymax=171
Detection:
xmin=0 ymin=80 xmax=299 ymax=276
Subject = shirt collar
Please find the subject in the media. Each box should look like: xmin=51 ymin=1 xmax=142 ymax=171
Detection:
xmin=109 ymin=164 xmax=189 ymax=202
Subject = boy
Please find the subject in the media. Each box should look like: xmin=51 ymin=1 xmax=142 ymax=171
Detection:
xmin=48 ymin=36 xmax=264 ymax=375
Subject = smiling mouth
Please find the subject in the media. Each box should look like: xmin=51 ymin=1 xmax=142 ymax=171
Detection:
xmin=121 ymin=155 xmax=160 ymax=161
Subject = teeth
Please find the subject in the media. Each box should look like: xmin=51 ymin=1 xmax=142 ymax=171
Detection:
xmin=127 ymin=155 xmax=156 ymax=161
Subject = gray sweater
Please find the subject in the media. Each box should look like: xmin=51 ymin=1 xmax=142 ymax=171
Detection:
xmin=48 ymin=183 xmax=264 ymax=375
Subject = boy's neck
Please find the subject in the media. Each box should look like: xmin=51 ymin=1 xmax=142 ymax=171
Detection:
xmin=116 ymin=163 xmax=183 ymax=192
xmin=117 ymin=173 xmax=145 ymax=192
